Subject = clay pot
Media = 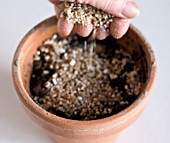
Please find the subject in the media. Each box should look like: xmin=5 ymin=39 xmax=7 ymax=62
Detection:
xmin=12 ymin=16 xmax=156 ymax=143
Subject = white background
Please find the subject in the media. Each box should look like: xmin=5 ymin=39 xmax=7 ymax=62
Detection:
xmin=0 ymin=0 xmax=169 ymax=143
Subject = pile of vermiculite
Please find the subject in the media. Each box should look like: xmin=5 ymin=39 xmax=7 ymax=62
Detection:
xmin=30 ymin=34 xmax=141 ymax=120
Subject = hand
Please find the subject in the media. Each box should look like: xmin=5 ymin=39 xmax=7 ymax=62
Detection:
xmin=49 ymin=0 xmax=139 ymax=39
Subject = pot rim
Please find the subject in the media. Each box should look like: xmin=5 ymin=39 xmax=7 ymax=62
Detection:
xmin=12 ymin=16 xmax=156 ymax=129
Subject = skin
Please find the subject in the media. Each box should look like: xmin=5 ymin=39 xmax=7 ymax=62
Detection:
xmin=49 ymin=0 xmax=139 ymax=39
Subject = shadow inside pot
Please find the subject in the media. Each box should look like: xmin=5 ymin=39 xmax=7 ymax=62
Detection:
xmin=0 ymin=66 xmax=52 ymax=142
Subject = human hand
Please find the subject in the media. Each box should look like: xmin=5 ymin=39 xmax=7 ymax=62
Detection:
xmin=49 ymin=0 xmax=139 ymax=39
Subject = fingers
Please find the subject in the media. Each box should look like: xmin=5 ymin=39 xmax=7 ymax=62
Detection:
xmin=74 ymin=25 xmax=109 ymax=40
xmin=95 ymin=28 xmax=109 ymax=40
xmin=56 ymin=16 xmax=130 ymax=39
xmin=110 ymin=18 xmax=130 ymax=39
xmin=54 ymin=4 xmax=73 ymax=37
xmin=74 ymin=23 xmax=93 ymax=37
xmin=57 ymin=18 xmax=74 ymax=37
xmin=120 ymin=1 xmax=140 ymax=18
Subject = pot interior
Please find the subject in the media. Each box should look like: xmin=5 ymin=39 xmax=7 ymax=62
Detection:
xmin=17 ymin=17 xmax=153 ymax=117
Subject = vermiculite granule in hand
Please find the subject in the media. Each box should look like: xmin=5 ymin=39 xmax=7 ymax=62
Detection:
xmin=61 ymin=2 xmax=114 ymax=30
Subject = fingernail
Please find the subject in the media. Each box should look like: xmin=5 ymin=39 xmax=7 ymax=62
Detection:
xmin=121 ymin=1 xmax=140 ymax=18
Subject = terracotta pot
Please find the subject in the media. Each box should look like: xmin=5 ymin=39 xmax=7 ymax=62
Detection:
xmin=12 ymin=16 xmax=156 ymax=143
